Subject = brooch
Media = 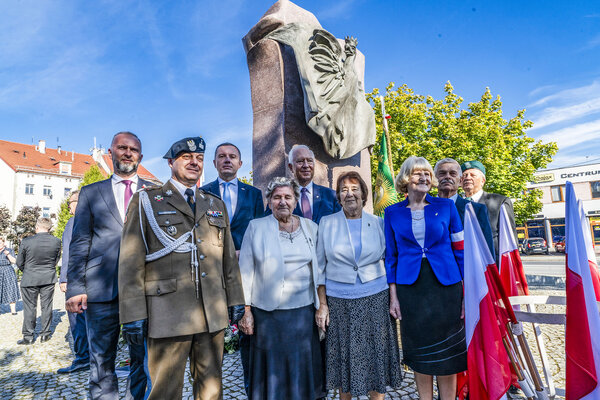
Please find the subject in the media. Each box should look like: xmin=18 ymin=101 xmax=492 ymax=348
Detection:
xmin=165 ymin=190 xmax=173 ymax=196
xmin=207 ymin=210 xmax=223 ymax=218
xmin=167 ymin=225 xmax=177 ymax=236
xmin=154 ymin=195 xmax=164 ymax=202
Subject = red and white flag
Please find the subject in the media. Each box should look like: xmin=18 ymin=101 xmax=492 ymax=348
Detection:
xmin=565 ymin=181 xmax=600 ymax=399
xmin=463 ymin=203 xmax=512 ymax=400
xmin=498 ymin=204 xmax=529 ymax=298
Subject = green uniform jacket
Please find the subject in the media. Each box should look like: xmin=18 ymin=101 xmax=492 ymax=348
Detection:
xmin=118 ymin=180 xmax=245 ymax=338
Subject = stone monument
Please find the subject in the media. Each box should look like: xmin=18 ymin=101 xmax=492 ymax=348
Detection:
xmin=243 ymin=0 xmax=376 ymax=209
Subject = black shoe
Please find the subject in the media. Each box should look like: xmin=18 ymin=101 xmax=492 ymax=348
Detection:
xmin=17 ymin=338 xmax=33 ymax=345
xmin=40 ymin=335 xmax=51 ymax=343
xmin=508 ymin=385 xmax=525 ymax=398
xmin=57 ymin=361 xmax=90 ymax=374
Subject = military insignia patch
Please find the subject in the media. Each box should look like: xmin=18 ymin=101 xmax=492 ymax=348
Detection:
xmin=187 ymin=139 xmax=197 ymax=151
xmin=154 ymin=195 xmax=164 ymax=202
xmin=167 ymin=225 xmax=177 ymax=235
xmin=207 ymin=210 xmax=223 ymax=218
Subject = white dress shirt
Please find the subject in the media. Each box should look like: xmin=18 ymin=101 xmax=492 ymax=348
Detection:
xmin=470 ymin=189 xmax=484 ymax=202
xmin=218 ymin=177 xmax=238 ymax=216
xmin=299 ymin=181 xmax=314 ymax=211
xmin=112 ymin=174 xmax=139 ymax=221
xmin=169 ymin=178 xmax=195 ymax=202
xmin=450 ymin=193 xmax=459 ymax=202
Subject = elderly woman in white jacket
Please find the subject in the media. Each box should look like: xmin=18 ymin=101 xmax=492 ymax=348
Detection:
xmin=238 ymin=176 xmax=323 ymax=400
xmin=316 ymin=171 xmax=402 ymax=400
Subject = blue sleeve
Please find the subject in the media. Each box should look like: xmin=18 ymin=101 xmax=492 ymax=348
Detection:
xmin=59 ymin=218 xmax=74 ymax=283
xmin=449 ymin=202 xmax=464 ymax=279
xmin=384 ymin=210 xmax=398 ymax=284
xmin=67 ymin=187 xmax=93 ymax=298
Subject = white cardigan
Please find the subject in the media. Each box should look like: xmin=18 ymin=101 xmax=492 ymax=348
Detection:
xmin=239 ymin=215 xmax=321 ymax=311
xmin=316 ymin=210 xmax=386 ymax=285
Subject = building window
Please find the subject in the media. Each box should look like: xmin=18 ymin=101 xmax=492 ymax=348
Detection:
xmin=42 ymin=207 xmax=50 ymax=218
xmin=25 ymin=184 xmax=34 ymax=195
xmin=43 ymin=185 xmax=52 ymax=198
xmin=551 ymin=185 xmax=564 ymax=202
xmin=591 ymin=181 xmax=600 ymax=199
xmin=59 ymin=162 xmax=72 ymax=175
xmin=64 ymin=187 xmax=72 ymax=197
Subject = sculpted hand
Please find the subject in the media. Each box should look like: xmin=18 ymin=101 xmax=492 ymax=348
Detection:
xmin=315 ymin=304 xmax=329 ymax=332
xmin=239 ymin=309 xmax=254 ymax=335
xmin=389 ymin=297 xmax=402 ymax=320
xmin=66 ymin=294 xmax=87 ymax=314
xmin=122 ymin=319 xmax=147 ymax=346
xmin=59 ymin=283 xmax=67 ymax=293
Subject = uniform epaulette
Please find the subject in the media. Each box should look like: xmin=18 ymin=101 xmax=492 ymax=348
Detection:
xmin=138 ymin=184 xmax=160 ymax=193
xmin=199 ymin=189 xmax=221 ymax=200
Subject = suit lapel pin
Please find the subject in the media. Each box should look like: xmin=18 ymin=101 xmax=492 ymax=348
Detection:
xmin=167 ymin=225 xmax=177 ymax=236
xmin=435 ymin=212 xmax=438 ymax=216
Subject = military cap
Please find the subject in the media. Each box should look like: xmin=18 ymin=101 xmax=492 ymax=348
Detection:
xmin=460 ymin=160 xmax=486 ymax=175
xmin=163 ymin=137 xmax=206 ymax=159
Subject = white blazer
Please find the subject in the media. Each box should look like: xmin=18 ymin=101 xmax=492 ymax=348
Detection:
xmin=316 ymin=210 xmax=386 ymax=285
xmin=239 ymin=214 xmax=320 ymax=311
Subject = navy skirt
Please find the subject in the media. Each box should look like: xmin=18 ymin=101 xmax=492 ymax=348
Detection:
xmin=396 ymin=258 xmax=467 ymax=375
xmin=249 ymin=305 xmax=323 ymax=400
xmin=0 ymin=264 xmax=20 ymax=304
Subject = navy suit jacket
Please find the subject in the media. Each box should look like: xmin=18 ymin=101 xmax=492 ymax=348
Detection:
xmin=59 ymin=217 xmax=74 ymax=283
xmin=384 ymin=194 xmax=464 ymax=285
xmin=201 ymin=179 xmax=265 ymax=250
xmin=66 ymin=177 xmax=153 ymax=302
xmin=293 ymin=183 xmax=341 ymax=224
xmin=454 ymin=196 xmax=496 ymax=260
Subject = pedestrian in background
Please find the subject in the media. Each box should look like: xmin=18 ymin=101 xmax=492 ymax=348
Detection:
xmin=16 ymin=217 xmax=62 ymax=345
xmin=239 ymin=176 xmax=323 ymax=400
xmin=316 ymin=171 xmax=402 ymax=400
xmin=385 ymin=156 xmax=466 ymax=400
xmin=57 ymin=190 xmax=89 ymax=374
xmin=0 ymin=236 xmax=19 ymax=315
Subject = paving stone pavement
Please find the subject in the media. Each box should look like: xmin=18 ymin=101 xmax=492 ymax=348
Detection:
xmin=0 ymin=285 xmax=565 ymax=399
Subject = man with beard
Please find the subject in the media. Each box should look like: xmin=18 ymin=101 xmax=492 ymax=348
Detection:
xmin=66 ymin=132 xmax=151 ymax=400
xmin=434 ymin=158 xmax=495 ymax=258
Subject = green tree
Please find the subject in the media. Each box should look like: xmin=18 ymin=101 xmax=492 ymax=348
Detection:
xmin=367 ymin=82 xmax=558 ymax=224
xmin=239 ymin=171 xmax=253 ymax=185
xmin=0 ymin=205 xmax=11 ymax=237
xmin=54 ymin=165 xmax=107 ymax=239
xmin=8 ymin=206 xmax=41 ymax=252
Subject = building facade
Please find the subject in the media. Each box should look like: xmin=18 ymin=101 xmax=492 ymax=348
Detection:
xmin=0 ymin=139 xmax=160 ymax=222
xmin=523 ymin=162 xmax=600 ymax=248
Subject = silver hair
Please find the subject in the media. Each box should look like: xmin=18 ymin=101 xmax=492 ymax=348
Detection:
xmin=36 ymin=217 xmax=53 ymax=232
xmin=265 ymin=176 xmax=300 ymax=202
xmin=433 ymin=158 xmax=462 ymax=176
xmin=395 ymin=156 xmax=438 ymax=194
xmin=288 ymin=144 xmax=315 ymax=165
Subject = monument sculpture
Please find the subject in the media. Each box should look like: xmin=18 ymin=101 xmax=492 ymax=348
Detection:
xmin=243 ymin=0 xmax=375 ymax=207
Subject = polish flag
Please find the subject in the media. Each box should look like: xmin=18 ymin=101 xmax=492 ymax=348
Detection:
xmin=463 ymin=203 xmax=512 ymax=400
xmin=565 ymin=181 xmax=600 ymax=399
xmin=498 ymin=205 xmax=529 ymax=298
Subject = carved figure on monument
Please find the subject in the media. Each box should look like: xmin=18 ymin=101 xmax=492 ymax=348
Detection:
xmin=266 ymin=23 xmax=376 ymax=159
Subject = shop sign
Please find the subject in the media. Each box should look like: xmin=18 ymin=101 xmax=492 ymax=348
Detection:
xmin=532 ymin=173 xmax=555 ymax=183
xmin=560 ymin=170 xmax=600 ymax=179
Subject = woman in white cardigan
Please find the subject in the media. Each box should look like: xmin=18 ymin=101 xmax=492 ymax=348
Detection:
xmin=238 ymin=176 xmax=322 ymax=400
xmin=316 ymin=171 xmax=402 ymax=400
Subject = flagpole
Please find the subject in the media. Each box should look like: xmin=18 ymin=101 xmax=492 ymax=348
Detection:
xmin=379 ymin=95 xmax=394 ymax=177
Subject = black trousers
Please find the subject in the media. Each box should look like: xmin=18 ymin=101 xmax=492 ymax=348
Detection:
xmin=21 ymin=283 xmax=54 ymax=339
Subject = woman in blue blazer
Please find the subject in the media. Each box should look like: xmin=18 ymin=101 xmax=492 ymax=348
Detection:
xmin=385 ymin=156 xmax=466 ymax=400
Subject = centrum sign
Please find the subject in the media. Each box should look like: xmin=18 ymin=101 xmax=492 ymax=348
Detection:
xmin=561 ymin=170 xmax=600 ymax=179
xmin=532 ymin=173 xmax=555 ymax=183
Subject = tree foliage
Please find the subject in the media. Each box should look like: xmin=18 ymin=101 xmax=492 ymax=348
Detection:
xmin=8 ymin=206 xmax=41 ymax=252
xmin=0 ymin=205 xmax=11 ymax=237
xmin=79 ymin=164 xmax=107 ymax=188
xmin=367 ymin=82 xmax=558 ymax=224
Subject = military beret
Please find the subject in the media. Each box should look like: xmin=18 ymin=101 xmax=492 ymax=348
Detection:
xmin=460 ymin=160 xmax=486 ymax=175
xmin=163 ymin=137 xmax=206 ymax=159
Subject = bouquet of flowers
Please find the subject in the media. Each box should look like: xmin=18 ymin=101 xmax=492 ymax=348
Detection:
xmin=224 ymin=322 xmax=240 ymax=354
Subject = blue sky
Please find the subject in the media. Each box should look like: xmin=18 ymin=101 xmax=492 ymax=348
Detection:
xmin=1 ymin=0 xmax=599 ymax=182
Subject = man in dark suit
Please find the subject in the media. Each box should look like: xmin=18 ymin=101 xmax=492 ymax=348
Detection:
xmin=461 ymin=160 xmax=517 ymax=263
xmin=201 ymin=142 xmax=263 ymax=395
xmin=16 ymin=217 xmax=62 ymax=345
xmin=57 ymin=190 xmax=89 ymax=373
xmin=66 ymin=132 xmax=150 ymax=400
xmin=288 ymin=144 xmax=341 ymax=224
xmin=434 ymin=158 xmax=495 ymax=259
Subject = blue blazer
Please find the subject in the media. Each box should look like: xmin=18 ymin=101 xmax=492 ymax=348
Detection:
xmin=201 ymin=179 xmax=265 ymax=250
xmin=384 ymin=194 xmax=464 ymax=286
xmin=67 ymin=177 xmax=153 ymax=302
xmin=293 ymin=183 xmax=341 ymax=224
xmin=454 ymin=196 xmax=495 ymax=259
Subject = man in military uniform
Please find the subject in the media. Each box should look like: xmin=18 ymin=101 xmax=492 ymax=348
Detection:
xmin=118 ymin=137 xmax=244 ymax=400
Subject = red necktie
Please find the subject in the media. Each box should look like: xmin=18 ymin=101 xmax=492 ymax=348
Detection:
xmin=301 ymin=187 xmax=312 ymax=220
xmin=122 ymin=180 xmax=133 ymax=211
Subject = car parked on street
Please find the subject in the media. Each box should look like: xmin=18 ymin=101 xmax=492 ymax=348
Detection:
xmin=521 ymin=237 xmax=549 ymax=255
xmin=554 ymin=236 xmax=565 ymax=253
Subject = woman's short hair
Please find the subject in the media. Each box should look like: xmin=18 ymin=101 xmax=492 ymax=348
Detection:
xmin=395 ymin=156 xmax=438 ymax=194
xmin=265 ymin=177 xmax=300 ymax=202
xmin=336 ymin=171 xmax=369 ymax=206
